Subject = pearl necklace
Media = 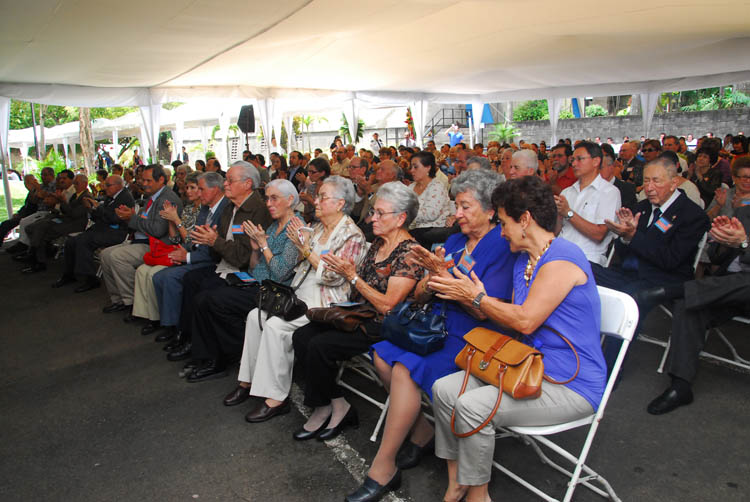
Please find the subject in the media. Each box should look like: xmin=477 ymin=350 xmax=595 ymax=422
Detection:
xmin=523 ymin=240 xmax=553 ymax=287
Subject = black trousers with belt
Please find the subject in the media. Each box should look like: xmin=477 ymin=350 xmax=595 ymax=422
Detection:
xmin=292 ymin=320 xmax=382 ymax=408
xmin=190 ymin=283 xmax=260 ymax=362
xmin=178 ymin=266 xmax=225 ymax=339
xmin=63 ymin=229 xmax=127 ymax=278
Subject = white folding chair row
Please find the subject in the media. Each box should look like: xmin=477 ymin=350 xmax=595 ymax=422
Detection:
xmin=492 ymin=286 xmax=639 ymax=502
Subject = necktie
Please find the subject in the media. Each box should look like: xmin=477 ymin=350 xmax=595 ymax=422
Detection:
xmin=650 ymin=208 xmax=662 ymax=227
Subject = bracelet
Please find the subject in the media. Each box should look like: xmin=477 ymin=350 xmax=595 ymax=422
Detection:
xmin=302 ymin=248 xmax=311 ymax=259
xmin=259 ymin=245 xmax=268 ymax=253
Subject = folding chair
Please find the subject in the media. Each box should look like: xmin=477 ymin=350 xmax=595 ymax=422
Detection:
xmin=335 ymin=353 xmax=389 ymax=442
xmin=492 ymin=286 xmax=639 ymax=502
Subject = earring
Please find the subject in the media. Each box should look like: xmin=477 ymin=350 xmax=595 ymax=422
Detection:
xmin=522 ymin=229 xmax=526 ymax=239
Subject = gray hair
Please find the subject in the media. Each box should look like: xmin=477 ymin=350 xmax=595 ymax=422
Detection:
xmin=645 ymin=158 xmax=678 ymax=179
xmin=74 ymin=173 xmax=88 ymax=184
xmin=450 ymin=170 xmax=503 ymax=211
xmin=186 ymin=171 xmax=201 ymax=185
xmin=230 ymin=160 xmax=260 ymax=189
xmin=176 ymin=163 xmax=193 ymax=174
xmin=108 ymin=175 xmax=125 ymax=187
xmin=467 ymin=156 xmax=491 ymax=170
xmin=322 ymin=175 xmax=356 ymax=214
xmin=199 ymin=172 xmax=225 ymax=191
xmin=376 ymin=181 xmax=420 ymax=228
xmin=266 ymin=179 xmax=300 ymax=208
xmin=512 ymin=149 xmax=539 ymax=172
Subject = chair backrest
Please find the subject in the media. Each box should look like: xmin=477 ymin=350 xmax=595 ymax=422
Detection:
xmin=604 ymin=240 xmax=616 ymax=267
xmin=692 ymin=232 xmax=709 ymax=272
xmin=598 ymin=286 xmax=638 ymax=343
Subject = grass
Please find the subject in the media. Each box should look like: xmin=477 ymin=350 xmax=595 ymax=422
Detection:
xmin=0 ymin=181 xmax=29 ymax=221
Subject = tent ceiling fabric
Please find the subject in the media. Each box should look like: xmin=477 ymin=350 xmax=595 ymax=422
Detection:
xmin=0 ymin=0 xmax=750 ymax=106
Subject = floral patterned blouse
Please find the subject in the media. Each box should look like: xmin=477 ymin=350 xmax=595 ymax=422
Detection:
xmin=351 ymin=238 xmax=422 ymax=304
xmin=409 ymin=177 xmax=454 ymax=229
xmin=170 ymin=203 xmax=200 ymax=247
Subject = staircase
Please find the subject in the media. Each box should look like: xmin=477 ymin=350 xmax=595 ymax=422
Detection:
xmin=423 ymin=107 xmax=469 ymax=139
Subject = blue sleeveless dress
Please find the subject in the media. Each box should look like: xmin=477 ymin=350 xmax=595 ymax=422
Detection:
xmin=513 ymin=238 xmax=607 ymax=410
xmin=373 ymin=225 xmax=516 ymax=400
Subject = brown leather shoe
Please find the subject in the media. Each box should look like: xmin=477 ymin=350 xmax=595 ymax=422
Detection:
xmin=223 ymin=385 xmax=251 ymax=406
xmin=245 ymin=398 xmax=290 ymax=423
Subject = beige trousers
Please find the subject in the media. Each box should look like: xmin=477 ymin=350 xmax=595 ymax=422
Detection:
xmin=132 ymin=263 xmax=167 ymax=321
xmin=100 ymin=242 xmax=149 ymax=305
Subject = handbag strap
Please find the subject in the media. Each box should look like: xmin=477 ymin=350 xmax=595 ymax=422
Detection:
xmin=257 ymin=262 xmax=311 ymax=332
xmin=539 ymin=325 xmax=580 ymax=385
xmin=450 ymin=348 xmax=506 ymax=438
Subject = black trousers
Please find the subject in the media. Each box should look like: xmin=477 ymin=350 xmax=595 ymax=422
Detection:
xmin=191 ymin=283 xmax=260 ymax=362
xmin=63 ymin=229 xmax=128 ymax=278
xmin=667 ymin=273 xmax=750 ymax=383
xmin=0 ymin=215 xmax=22 ymax=243
xmin=26 ymin=218 xmax=65 ymax=263
xmin=292 ymin=320 xmax=382 ymax=408
xmin=178 ymin=266 xmax=225 ymax=339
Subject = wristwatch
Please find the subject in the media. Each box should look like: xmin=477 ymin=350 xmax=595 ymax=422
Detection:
xmin=350 ymin=276 xmax=359 ymax=286
xmin=259 ymin=245 xmax=268 ymax=253
xmin=472 ymin=292 xmax=486 ymax=309
xmin=176 ymin=222 xmax=183 ymax=228
xmin=741 ymin=238 xmax=749 ymax=249
xmin=565 ymin=210 xmax=574 ymax=220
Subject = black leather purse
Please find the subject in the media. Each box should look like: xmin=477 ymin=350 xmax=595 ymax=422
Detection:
xmin=257 ymin=261 xmax=311 ymax=329
xmin=381 ymin=301 xmax=448 ymax=355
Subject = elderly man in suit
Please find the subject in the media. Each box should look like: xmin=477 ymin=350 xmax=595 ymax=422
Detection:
xmin=647 ymin=209 xmax=750 ymax=414
xmin=591 ymin=157 xmax=710 ymax=369
xmin=52 ymin=175 xmax=136 ymax=292
xmin=600 ymin=143 xmax=637 ymax=210
xmin=99 ymin=164 xmax=183 ymax=315
xmin=146 ymin=172 xmax=229 ymax=338
xmin=22 ymin=174 xmax=92 ymax=273
xmin=165 ymin=161 xmax=271 ymax=363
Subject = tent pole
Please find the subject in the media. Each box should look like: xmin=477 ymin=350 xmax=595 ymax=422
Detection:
xmin=1 ymin=134 xmax=13 ymax=220
xmin=30 ymin=103 xmax=41 ymax=161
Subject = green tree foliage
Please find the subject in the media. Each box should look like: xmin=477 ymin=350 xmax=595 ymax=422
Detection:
xmin=513 ymin=100 xmax=548 ymax=121
xmin=9 ymin=99 xmax=139 ymax=130
xmin=488 ymin=122 xmax=520 ymax=143
xmin=559 ymin=109 xmax=574 ymax=119
xmin=680 ymin=88 xmax=750 ymax=111
xmin=339 ymin=113 xmax=364 ymax=144
xmin=585 ymin=104 xmax=608 ymax=117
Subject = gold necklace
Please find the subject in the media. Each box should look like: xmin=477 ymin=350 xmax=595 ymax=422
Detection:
xmin=524 ymin=240 xmax=553 ymax=287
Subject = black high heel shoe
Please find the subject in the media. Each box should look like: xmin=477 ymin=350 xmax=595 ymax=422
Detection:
xmin=317 ymin=406 xmax=359 ymax=441
xmin=345 ymin=469 xmax=401 ymax=502
xmin=293 ymin=414 xmax=331 ymax=441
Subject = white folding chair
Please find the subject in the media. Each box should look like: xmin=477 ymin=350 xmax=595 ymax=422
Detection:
xmin=492 ymin=286 xmax=639 ymax=502
xmin=335 ymin=353 xmax=389 ymax=442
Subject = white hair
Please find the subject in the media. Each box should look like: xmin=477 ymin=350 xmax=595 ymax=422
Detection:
xmin=512 ymin=149 xmax=539 ymax=172
xmin=266 ymin=179 xmax=300 ymax=208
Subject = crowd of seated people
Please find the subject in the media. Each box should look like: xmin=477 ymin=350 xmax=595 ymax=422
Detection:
xmin=2 ymin=128 xmax=749 ymax=502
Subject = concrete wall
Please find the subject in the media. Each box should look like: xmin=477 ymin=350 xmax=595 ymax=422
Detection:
xmin=510 ymin=108 xmax=750 ymax=145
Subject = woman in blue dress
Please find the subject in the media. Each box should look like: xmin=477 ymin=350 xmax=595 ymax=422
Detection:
xmin=345 ymin=171 xmax=514 ymax=502
xmin=428 ymin=176 xmax=607 ymax=502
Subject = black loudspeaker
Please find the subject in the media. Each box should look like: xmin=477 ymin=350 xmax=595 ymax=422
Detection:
xmin=237 ymin=105 xmax=255 ymax=134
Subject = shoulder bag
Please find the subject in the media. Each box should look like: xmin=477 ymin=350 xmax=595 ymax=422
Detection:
xmin=451 ymin=326 xmax=579 ymax=438
xmin=306 ymin=303 xmax=380 ymax=333
xmin=380 ymin=301 xmax=448 ymax=356
xmin=257 ymin=260 xmax=311 ymax=329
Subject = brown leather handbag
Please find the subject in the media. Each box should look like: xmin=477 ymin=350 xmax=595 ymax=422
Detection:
xmin=451 ymin=326 xmax=579 ymax=438
xmin=306 ymin=303 xmax=379 ymax=333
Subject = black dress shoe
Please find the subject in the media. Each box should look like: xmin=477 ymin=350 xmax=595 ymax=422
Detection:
xmin=187 ymin=360 xmax=228 ymax=383
xmin=647 ymin=387 xmax=694 ymax=415
xmin=6 ymin=242 xmax=28 ymax=254
xmin=345 ymin=470 xmax=402 ymax=502
xmin=21 ymin=262 xmax=47 ymax=273
xmin=122 ymin=311 xmax=140 ymax=323
xmin=224 ymin=385 xmax=252 ymax=406
xmin=396 ymin=438 xmax=435 ymax=470
xmin=317 ymin=406 xmax=359 ymax=441
xmin=74 ymin=278 xmax=100 ymax=293
xmin=12 ymin=252 xmax=32 ymax=262
xmin=245 ymin=398 xmax=290 ymax=423
xmin=293 ymin=415 xmax=331 ymax=441
xmin=154 ymin=331 xmax=173 ymax=343
xmin=178 ymin=360 xmax=199 ymax=378
xmin=141 ymin=321 xmax=162 ymax=336
xmin=167 ymin=342 xmax=192 ymax=362
xmin=102 ymin=303 xmax=128 ymax=314
xmin=162 ymin=330 xmax=182 ymax=351
xmin=52 ymin=276 xmax=76 ymax=288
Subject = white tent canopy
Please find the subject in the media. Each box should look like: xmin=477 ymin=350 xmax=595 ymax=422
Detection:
xmin=2 ymin=0 xmax=750 ymax=213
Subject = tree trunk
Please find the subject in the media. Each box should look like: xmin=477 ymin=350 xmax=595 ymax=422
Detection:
xmin=79 ymin=107 xmax=95 ymax=174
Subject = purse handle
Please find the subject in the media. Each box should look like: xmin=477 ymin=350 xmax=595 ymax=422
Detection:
xmin=257 ymin=260 xmax=312 ymax=332
xmin=450 ymin=325 xmax=580 ymax=438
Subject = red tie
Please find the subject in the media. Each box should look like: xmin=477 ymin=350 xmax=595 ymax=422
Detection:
xmin=145 ymin=198 xmax=153 ymax=211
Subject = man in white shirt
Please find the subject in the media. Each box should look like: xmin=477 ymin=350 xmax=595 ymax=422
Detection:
xmin=555 ymin=141 xmax=621 ymax=266
xmin=369 ymin=133 xmax=383 ymax=156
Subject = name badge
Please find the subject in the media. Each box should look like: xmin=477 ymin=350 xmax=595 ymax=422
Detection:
xmin=444 ymin=253 xmax=456 ymax=273
xmin=654 ymin=216 xmax=673 ymax=233
xmin=231 ymin=224 xmax=244 ymax=235
xmin=741 ymin=199 xmax=750 ymax=206
xmin=457 ymin=253 xmax=475 ymax=275
xmin=109 ymin=224 xmax=120 ymax=229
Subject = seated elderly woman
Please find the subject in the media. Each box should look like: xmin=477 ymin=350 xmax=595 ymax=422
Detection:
xmin=291 ymin=182 xmax=422 ymax=441
xmin=226 ymin=176 xmax=368 ymax=421
xmin=173 ymin=163 xmax=193 ymax=203
xmin=299 ymin=156 xmax=331 ymax=223
xmin=428 ymin=176 xmax=607 ymax=502
xmin=408 ymin=150 xmax=457 ymax=249
xmin=184 ymin=179 xmax=302 ymax=382
xmin=131 ymin=171 xmax=202 ymax=333
xmin=342 ymin=170 xmax=515 ymax=502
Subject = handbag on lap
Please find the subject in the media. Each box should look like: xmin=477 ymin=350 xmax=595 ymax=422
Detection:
xmin=380 ymin=301 xmax=448 ymax=356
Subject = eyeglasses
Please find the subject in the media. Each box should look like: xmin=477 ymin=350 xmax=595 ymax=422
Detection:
xmin=224 ymin=178 xmax=245 ymax=185
xmin=308 ymin=169 xmax=318 ymax=174
xmin=368 ymin=208 xmax=399 ymax=219
xmin=735 ymin=175 xmax=750 ymax=181
xmin=642 ymin=148 xmax=658 ymax=153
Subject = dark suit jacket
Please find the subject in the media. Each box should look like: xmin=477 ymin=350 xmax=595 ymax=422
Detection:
xmin=128 ymin=186 xmax=184 ymax=245
xmin=288 ymin=166 xmax=308 ymax=192
xmin=613 ymin=178 xmax=637 ymax=211
xmin=210 ymin=190 xmax=272 ymax=269
xmin=188 ymin=196 xmax=230 ymax=264
xmin=55 ymin=189 xmax=93 ymax=235
xmin=617 ymin=191 xmax=710 ymax=285
xmin=90 ymin=188 xmax=135 ymax=233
